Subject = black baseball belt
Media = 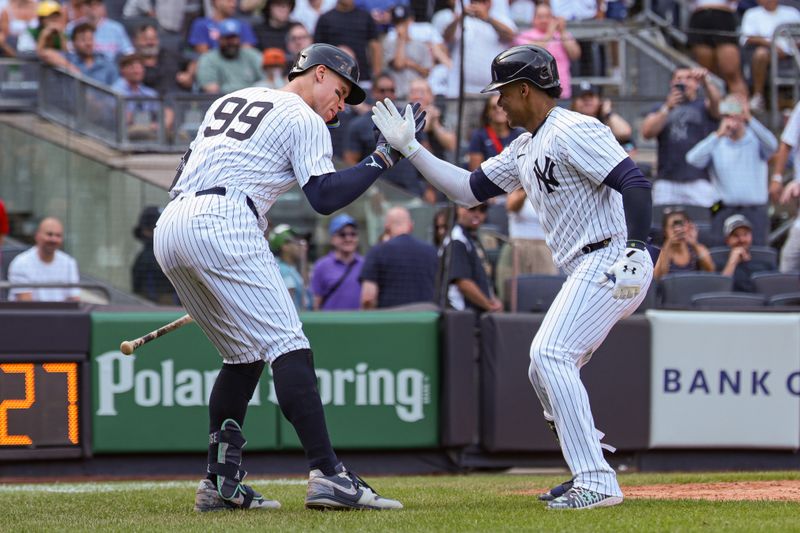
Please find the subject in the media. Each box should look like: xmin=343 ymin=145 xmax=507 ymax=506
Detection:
xmin=195 ymin=187 xmax=259 ymax=220
xmin=581 ymin=238 xmax=612 ymax=254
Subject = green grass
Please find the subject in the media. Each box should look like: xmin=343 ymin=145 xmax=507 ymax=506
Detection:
xmin=2 ymin=471 xmax=800 ymax=532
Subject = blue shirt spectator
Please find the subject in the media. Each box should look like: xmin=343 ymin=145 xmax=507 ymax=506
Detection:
xmin=66 ymin=22 xmax=117 ymax=85
xmin=359 ymin=207 xmax=438 ymax=308
xmin=67 ymin=0 xmax=134 ymax=62
xmin=188 ymin=16 xmax=257 ymax=51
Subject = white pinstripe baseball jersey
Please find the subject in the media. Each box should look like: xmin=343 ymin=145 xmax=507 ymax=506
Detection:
xmin=481 ymin=106 xmax=629 ymax=269
xmin=171 ymin=87 xmax=336 ymax=228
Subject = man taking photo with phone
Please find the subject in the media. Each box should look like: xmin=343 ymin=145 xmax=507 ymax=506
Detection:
xmin=641 ymin=67 xmax=722 ymax=208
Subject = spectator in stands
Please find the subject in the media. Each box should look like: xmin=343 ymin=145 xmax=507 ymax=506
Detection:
xmin=0 ymin=0 xmax=37 ymax=55
xmin=196 ymin=18 xmax=264 ymax=93
xmin=571 ymin=81 xmax=636 ymax=156
xmin=311 ymin=213 xmax=364 ymax=310
xmin=739 ymin=0 xmax=800 ymax=112
xmin=8 ymin=217 xmax=80 ymax=302
xmin=255 ymin=47 xmax=287 ymax=87
xmin=291 ymin=0 xmax=335 ymax=35
xmin=433 ymin=206 xmax=450 ymax=248
xmin=255 ymin=0 xmax=294 ymax=50
xmin=343 ymin=74 xmax=427 ymax=196
xmin=443 ymin=204 xmax=502 ymax=312
xmin=113 ymin=53 xmax=173 ymax=139
xmin=776 ymin=101 xmax=800 ymax=272
xmin=495 ymin=187 xmax=558 ymax=304
xmin=131 ymin=205 xmax=178 ymax=304
xmin=512 ymin=3 xmax=579 ymax=99
xmin=685 ymin=95 xmax=778 ymax=245
xmin=187 ymin=0 xmax=257 ymax=53
xmin=314 ymin=0 xmax=382 ymax=83
xmin=686 ymin=0 xmax=748 ymax=99
xmin=70 ymin=0 xmax=134 ymax=62
xmin=549 ymin=0 xmax=602 ymax=21
xmin=719 ymin=214 xmax=775 ymax=290
xmin=122 ymin=0 xmax=190 ymax=34
xmin=133 ymin=24 xmax=189 ymax=95
xmin=409 ymin=77 xmax=456 ymax=158
xmin=20 ymin=1 xmax=67 ymax=59
xmin=440 ymin=0 xmax=516 ymax=96
xmin=0 ymin=197 xmax=8 ymax=246
xmin=360 ymin=206 xmax=438 ymax=308
xmin=641 ymin=67 xmax=721 ymax=207
xmin=383 ymin=5 xmax=433 ymax=99
xmin=66 ymin=22 xmax=118 ymax=84
xmin=653 ymin=209 xmax=715 ymax=280
xmin=268 ymin=223 xmax=311 ymax=311
xmin=468 ymin=93 xmax=524 ymax=171
xmin=285 ymin=21 xmax=312 ymax=62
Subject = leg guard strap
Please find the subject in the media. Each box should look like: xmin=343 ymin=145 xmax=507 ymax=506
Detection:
xmin=208 ymin=418 xmax=248 ymax=500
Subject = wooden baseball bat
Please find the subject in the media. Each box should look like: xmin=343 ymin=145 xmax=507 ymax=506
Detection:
xmin=119 ymin=314 xmax=194 ymax=355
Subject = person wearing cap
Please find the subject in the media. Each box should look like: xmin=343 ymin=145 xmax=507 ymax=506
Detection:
xmin=512 ymin=3 xmax=579 ymax=99
xmin=131 ymin=205 xmax=177 ymax=304
xmin=268 ymin=224 xmax=310 ymax=311
xmin=382 ymin=4 xmax=433 ymax=99
xmin=187 ymin=0 xmax=257 ymax=54
xmin=196 ymin=18 xmax=264 ymax=94
xmin=17 ymin=0 xmax=66 ymax=56
xmin=719 ymin=214 xmax=775 ymax=291
xmin=68 ymin=0 xmax=134 ymax=62
xmin=685 ymin=95 xmax=778 ymax=246
xmin=310 ymin=213 xmax=364 ymax=310
xmin=571 ymin=81 xmax=636 ymax=155
xmin=255 ymin=47 xmax=288 ymax=88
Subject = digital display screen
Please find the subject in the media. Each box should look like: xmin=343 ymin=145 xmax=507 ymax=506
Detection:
xmin=0 ymin=362 xmax=80 ymax=448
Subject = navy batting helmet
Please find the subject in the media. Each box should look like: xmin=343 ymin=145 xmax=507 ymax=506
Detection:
xmin=481 ymin=45 xmax=561 ymax=96
xmin=288 ymin=43 xmax=366 ymax=105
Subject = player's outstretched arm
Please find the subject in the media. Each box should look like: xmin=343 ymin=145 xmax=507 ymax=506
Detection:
xmin=372 ymin=99 xmax=505 ymax=207
xmin=301 ymin=104 xmax=426 ymax=215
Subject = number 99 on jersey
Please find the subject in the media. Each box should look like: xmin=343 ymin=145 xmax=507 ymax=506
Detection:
xmin=0 ymin=357 xmax=89 ymax=459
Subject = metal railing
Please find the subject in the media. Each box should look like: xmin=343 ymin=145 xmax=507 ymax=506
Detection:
xmin=0 ymin=281 xmax=111 ymax=303
xmin=770 ymin=23 xmax=800 ymax=128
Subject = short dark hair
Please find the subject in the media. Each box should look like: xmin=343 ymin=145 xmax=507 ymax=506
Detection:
xmin=135 ymin=23 xmax=158 ymax=37
xmin=118 ymin=53 xmax=142 ymax=68
xmin=71 ymin=22 xmax=95 ymax=41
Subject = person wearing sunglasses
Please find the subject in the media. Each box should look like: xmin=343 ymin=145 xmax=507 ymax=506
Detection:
xmin=310 ymin=213 xmax=364 ymax=310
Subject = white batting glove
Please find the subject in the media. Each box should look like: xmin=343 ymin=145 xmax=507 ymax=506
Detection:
xmin=371 ymin=98 xmax=422 ymax=158
xmin=599 ymin=245 xmax=651 ymax=299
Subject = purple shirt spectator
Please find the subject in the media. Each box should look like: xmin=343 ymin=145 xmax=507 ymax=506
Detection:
xmin=310 ymin=252 xmax=364 ymax=310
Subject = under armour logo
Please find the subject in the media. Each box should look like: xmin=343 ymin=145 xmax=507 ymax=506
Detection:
xmin=622 ymin=265 xmax=637 ymax=275
xmin=534 ymin=156 xmax=559 ymax=194
xmin=366 ymin=156 xmax=382 ymax=169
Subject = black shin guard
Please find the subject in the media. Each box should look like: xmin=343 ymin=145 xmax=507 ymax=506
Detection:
xmin=272 ymin=349 xmax=338 ymax=476
xmin=207 ymin=360 xmax=265 ymax=483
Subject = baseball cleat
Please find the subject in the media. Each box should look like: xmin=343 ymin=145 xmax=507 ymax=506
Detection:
xmin=193 ymin=479 xmax=280 ymax=512
xmin=547 ymin=486 xmax=623 ymax=510
xmin=538 ymin=478 xmax=575 ymax=501
xmin=305 ymin=463 xmax=403 ymax=510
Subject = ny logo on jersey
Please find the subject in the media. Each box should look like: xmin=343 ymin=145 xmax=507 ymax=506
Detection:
xmin=534 ymin=156 xmax=559 ymax=194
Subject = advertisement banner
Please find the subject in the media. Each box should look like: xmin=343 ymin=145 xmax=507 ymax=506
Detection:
xmin=279 ymin=312 xmax=439 ymax=449
xmin=648 ymin=310 xmax=800 ymax=449
xmin=91 ymin=311 xmax=439 ymax=453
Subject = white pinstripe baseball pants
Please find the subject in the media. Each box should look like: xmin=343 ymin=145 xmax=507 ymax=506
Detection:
xmin=154 ymin=190 xmax=310 ymax=364
xmin=528 ymin=241 xmax=652 ymax=497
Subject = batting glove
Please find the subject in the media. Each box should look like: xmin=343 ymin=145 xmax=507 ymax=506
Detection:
xmin=599 ymin=242 xmax=651 ymax=299
xmin=372 ymin=99 xmax=425 ymax=159
xmin=372 ymin=102 xmax=426 ymax=167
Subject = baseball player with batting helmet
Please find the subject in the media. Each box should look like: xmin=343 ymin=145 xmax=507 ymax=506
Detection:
xmin=154 ymin=43 xmax=424 ymax=512
xmin=372 ymin=44 xmax=653 ymax=510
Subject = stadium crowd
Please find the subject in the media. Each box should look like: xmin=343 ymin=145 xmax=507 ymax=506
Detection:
xmin=0 ymin=0 xmax=798 ymax=309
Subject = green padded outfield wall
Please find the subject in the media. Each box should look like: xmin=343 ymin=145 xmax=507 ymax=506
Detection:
xmin=91 ymin=311 xmax=439 ymax=453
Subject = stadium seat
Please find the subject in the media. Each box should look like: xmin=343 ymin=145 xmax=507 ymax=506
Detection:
xmin=709 ymin=246 xmax=778 ymax=271
xmin=513 ymin=274 xmax=567 ymax=312
xmin=658 ymin=272 xmax=734 ymax=307
xmin=751 ymin=271 xmax=800 ymax=297
xmin=767 ymin=291 xmax=800 ymax=307
xmin=690 ymin=292 xmax=767 ymax=309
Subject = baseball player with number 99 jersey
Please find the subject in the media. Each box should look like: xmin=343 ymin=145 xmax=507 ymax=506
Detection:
xmin=155 ymin=43 xmax=425 ymax=513
xmin=372 ymin=44 xmax=653 ymax=510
